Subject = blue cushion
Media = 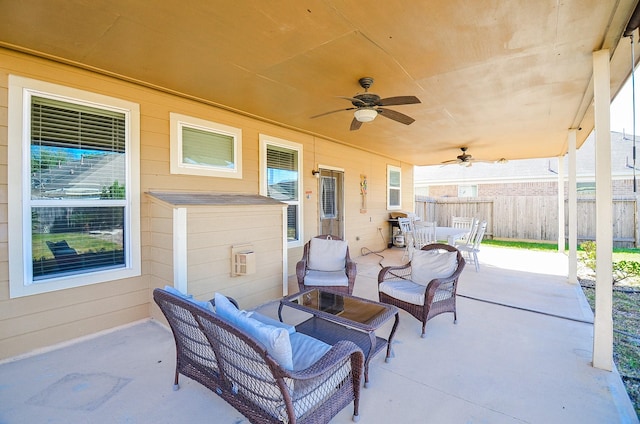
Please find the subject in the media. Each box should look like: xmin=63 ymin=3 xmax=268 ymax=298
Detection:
xmin=164 ymin=286 xmax=213 ymax=311
xmin=290 ymin=332 xmax=331 ymax=371
xmin=247 ymin=311 xmax=296 ymax=335
xmin=214 ymin=292 xmax=244 ymax=325
xmin=215 ymin=293 xmax=294 ymax=370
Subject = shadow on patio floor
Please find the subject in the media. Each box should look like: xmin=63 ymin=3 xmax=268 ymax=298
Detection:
xmin=0 ymin=246 xmax=637 ymax=423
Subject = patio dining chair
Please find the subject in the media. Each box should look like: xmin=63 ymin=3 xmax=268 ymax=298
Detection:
xmin=412 ymin=221 xmax=436 ymax=250
xmin=457 ymin=220 xmax=487 ymax=272
xmin=378 ymin=243 xmax=465 ymax=337
xmin=296 ymin=235 xmax=357 ymax=294
xmin=450 ymin=216 xmax=477 ymax=244
xmin=397 ymin=217 xmax=413 ymax=260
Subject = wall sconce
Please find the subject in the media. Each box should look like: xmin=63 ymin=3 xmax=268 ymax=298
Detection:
xmin=311 ymin=170 xmax=320 ymax=178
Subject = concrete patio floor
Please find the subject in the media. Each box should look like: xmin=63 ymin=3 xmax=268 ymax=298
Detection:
xmin=1 ymin=246 xmax=638 ymax=423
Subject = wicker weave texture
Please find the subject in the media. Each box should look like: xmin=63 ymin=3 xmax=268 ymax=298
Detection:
xmin=377 ymin=243 xmax=465 ymax=337
xmin=296 ymin=235 xmax=357 ymax=295
xmin=154 ymin=289 xmax=364 ymax=423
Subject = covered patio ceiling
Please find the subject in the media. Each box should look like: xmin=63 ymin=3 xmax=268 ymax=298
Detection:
xmin=1 ymin=0 xmax=638 ymax=165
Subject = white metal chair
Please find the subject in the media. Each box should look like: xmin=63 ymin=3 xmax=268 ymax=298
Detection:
xmin=450 ymin=216 xmax=477 ymax=244
xmin=456 ymin=220 xmax=487 ymax=272
xmin=413 ymin=221 xmax=436 ymax=250
xmin=455 ymin=219 xmax=479 ymax=248
xmin=397 ymin=217 xmax=413 ymax=260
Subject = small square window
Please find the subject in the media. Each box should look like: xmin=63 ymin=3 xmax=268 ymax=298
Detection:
xmin=387 ymin=165 xmax=402 ymax=210
xmin=170 ymin=113 xmax=242 ymax=178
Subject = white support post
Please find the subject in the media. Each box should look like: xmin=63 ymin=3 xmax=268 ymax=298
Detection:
xmin=592 ymin=49 xmax=614 ymax=371
xmin=557 ymin=155 xmax=565 ymax=253
xmin=173 ymin=207 xmax=188 ymax=294
xmin=282 ymin=205 xmax=289 ymax=296
xmin=568 ymin=130 xmax=578 ymax=284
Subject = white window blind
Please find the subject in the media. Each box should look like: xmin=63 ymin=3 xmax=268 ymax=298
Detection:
xmin=181 ymin=126 xmax=234 ymax=167
xmin=320 ymin=176 xmax=337 ymax=218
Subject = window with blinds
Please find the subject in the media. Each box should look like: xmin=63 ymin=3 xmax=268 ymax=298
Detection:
xmin=261 ymin=136 xmax=302 ymax=245
xmin=29 ymin=96 xmax=128 ymax=279
xmin=9 ymin=75 xmax=140 ymax=298
xmin=387 ymin=165 xmax=402 ymax=210
xmin=320 ymin=176 xmax=337 ymax=219
xmin=170 ymin=113 xmax=242 ymax=178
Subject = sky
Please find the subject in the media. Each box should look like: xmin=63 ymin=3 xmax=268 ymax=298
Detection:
xmin=610 ymin=69 xmax=639 ymax=134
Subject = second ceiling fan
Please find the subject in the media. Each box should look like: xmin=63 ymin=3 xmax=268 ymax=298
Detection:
xmin=311 ymin=77 xmax=421 ymax=130
xmin=441 ymin=147 xmax=508 ymax=166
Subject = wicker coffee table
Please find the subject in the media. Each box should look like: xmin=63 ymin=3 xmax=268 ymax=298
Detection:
xmin=279 ymin=288 xmax=399 ymax=387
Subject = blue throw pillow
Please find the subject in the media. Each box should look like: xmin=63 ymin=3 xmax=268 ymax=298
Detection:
xmin=215 ymin=292 xmax=293 ymax=370
xmin=164 ymin=286 xmax=213 ymax=311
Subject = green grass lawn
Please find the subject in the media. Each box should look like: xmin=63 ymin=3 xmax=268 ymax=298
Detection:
xmin=32 ymin=232 xmax=121 ymax=260
xmin=483 ymin=239 xmax=640 ymax=262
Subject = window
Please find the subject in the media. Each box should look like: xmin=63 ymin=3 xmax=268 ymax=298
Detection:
xmin=260 ymin=135 xmax=302 ymax=246
xmin=320 ymin=176 xmax=337 ymax=219
xmin=8 ymin=75 xmax=140 ymax=297
xmin=387 ymin=165 xmax=402 ymax=210
xmin=577 ymin=182 xmax=596 ymax=195
xmin=458 ymin=185 xmax=478 ymax=197
xmin=170 ymin=113 xmax=242 ymax=178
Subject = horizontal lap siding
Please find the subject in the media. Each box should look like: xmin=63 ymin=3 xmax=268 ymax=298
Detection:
xmin=185 ymin=206 xmax=284 ymax=309
xmin=0 ymin=48 xmax=413 ymax=359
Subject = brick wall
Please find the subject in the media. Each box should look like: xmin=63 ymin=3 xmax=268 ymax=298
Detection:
xmin=427 ymin=178 xmax=636 ymax=198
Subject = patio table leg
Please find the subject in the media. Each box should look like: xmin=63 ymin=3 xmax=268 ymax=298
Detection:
xmin=385 ymin=312 xmax=400 ymax=362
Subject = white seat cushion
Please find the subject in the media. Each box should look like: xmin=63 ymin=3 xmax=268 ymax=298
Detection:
xmin=308 ymin=237 xmax=348 ymax=271
xmin=410 ymin=249 xmax=458 ymax=285
xmin=303 ymin=270 xmax=348 ymax=287
xmin=379 ymin=280 xmax=426 ymax=305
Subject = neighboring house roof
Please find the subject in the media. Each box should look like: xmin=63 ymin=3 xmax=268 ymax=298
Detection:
xmin=415 ymin=131 xmax=637 ymax=185
xmin=32 ymin=154 xmax=125 ymax=199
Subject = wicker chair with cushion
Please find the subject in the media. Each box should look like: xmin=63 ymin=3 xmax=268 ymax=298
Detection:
xmin=154 ymin=288 xmax=364 ymax=423
xmin=297 ymin=235 xmax=357 ymax=295
xmin=377 ymin=243 xmax=465 ymax=338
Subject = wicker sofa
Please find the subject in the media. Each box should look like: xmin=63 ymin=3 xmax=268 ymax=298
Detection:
xmin=153 ymin=288 xmax=364 ymax=424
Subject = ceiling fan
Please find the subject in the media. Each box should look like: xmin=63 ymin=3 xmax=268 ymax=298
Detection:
xmin=310 ymin=77 xmax=421 ymax=131
xmin=441 ymin=147 xmax=506 ymax=167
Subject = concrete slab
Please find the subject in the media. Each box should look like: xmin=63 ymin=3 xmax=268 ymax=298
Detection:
xmin=0 ymin=246 xmax=637 ymax=423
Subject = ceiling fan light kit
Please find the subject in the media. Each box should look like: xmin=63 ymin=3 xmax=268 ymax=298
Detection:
xmin=354 ymin=108 xmax=377 ymax=122
xmin=311 ymin=77 xmax=420 ymax=130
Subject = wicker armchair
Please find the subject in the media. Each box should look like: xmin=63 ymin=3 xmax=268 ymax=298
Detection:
xmin=296 ymin=235 xmax=357 ymax=295
xmin=378 ymin=243 xmax=465 ymax=337
xmin=153 ymin=288 xmax=364 ymax=423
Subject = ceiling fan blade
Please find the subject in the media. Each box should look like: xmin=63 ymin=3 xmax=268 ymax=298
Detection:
xmin=350 ymin=117 xmax=363 ymax=131
xmin=310 ymin=107 xmax=355 ymax=119
xmin=338 ymin=96 xmax=367 ymax=106
xmin=378 ymin=96 xmax=421 ymax=106
xmin=441 ymin=159 xmax=461 ymax=164
xmin=377 ymin=108 xmax=415 ymax=125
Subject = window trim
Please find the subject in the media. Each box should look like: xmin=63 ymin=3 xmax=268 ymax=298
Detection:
xmin=387 ymin=165 xmax=402 ymax=210
xmin=170 ymin=112 xmax=242 ymax=178
xmin=8 ymin=75 xmax=141 ymax=298
xmin=259 ymin=134 xmax=303 ymax=248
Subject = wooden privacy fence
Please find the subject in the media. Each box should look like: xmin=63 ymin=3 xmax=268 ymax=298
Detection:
xmin=414 ymin=195 xmax=639 ymax=248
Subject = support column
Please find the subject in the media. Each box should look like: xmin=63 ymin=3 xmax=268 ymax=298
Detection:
xmin=568 ymin=130 xmax=578 ymax=284
xmin=592 ymin=49 xmax=614 ymax=371
xmin=557 ymin=155 xmax=565 ymax=253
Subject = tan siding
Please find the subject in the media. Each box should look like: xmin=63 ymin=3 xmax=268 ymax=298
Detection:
xmin=0 ymin=48 xmax=415 ymax=359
